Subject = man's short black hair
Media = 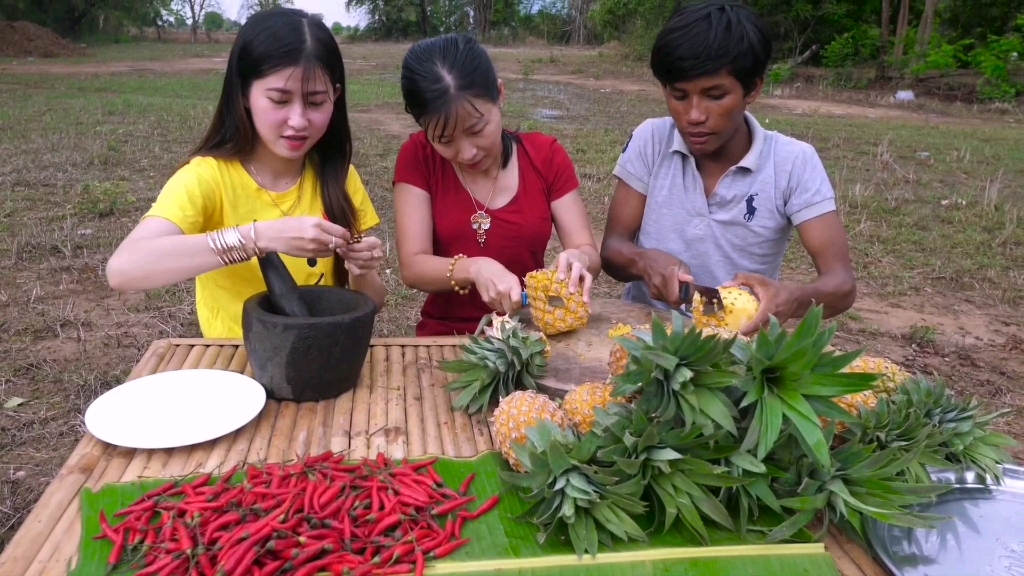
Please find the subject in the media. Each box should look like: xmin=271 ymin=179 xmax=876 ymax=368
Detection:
xmin=650 ymin=1 xmax=772 ymax=95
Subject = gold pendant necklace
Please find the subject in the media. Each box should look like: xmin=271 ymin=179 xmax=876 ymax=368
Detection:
xmin=457 ymin=164 xmax=499 ymax=247
xmin=248 ymin=160 xmax=303 ymax=217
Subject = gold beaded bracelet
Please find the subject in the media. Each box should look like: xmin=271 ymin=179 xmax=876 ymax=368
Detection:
xmin=448 ymin=254 xmax=471 ymax=295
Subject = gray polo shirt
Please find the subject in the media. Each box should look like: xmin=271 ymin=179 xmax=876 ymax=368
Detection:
xmin=613 ymin=112 xmax=837 ymax=310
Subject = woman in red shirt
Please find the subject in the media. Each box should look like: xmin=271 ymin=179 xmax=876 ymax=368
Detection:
xmin=393 ymin=33 xmax=601 ymax=337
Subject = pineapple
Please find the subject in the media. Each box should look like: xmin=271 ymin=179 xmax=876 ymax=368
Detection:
xmin=819 ymin=356 xmax=909 ymax=432
xmin=842 ymin=356 xmax=911 ymax=395
xmin=491 ymin=390 xmax=569 ymax=472
xmin=826 ymin=389 xmax=881 ymax=432
xmin=499 ymin=419 xmax=648 ymax=558
xmin=524 ymin=269 xmax=591 ymax=336
xmin=484 ymin=313 xmax=551 ymax=359
xmin=692 ymin=286 xmax=760 ymax=332
xmin=591 ymin=403 xmax=738 ymax=543
xmin=607 ymin=323 xmax=647 ymax=378
xmin=732 ymin=305 xmax=880 ymax=467
xmin=440 ymin=316 xmax=549 ymax=415
xmin=607 ymin=319 xmax=749 ymax=379
xmin=561 ymin=381 xmax=626 ymax=434
xmin=612 ymin=312 xmax=742 ymax=434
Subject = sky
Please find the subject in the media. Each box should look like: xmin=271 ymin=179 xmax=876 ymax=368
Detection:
xmin=216 ymin=0 xmax=366 ymax=27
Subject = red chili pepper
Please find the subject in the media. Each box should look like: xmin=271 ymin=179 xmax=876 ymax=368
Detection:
xmin=431 ymin=496 xmax=476 ymax=516
xmin=459 ymin=473 xmax=476 ymax=496
xmin=371 ymin=479 xmax=381 ymax=513
xmin=376 ymin=564 xmax=415 ymax=575
xmin=415 ymin=550 xmax=426 ymax=576
xmin=107 ymin=529 xmax=125 ymax=567
xmin=97 ymin=510 xmax=119 ymax=541
xmin=426 ymin=466 xmax=443 ymax=486
xmin=430 ymin=538 xmax=470 ymax=560
xmin=258 ymin=559 xmax=287 ymax=576
xmin=198 ymin=552 xmax=215 ymax=576
xmin=115 ymin=498 xmax=158 ymax=518
xmin=454 ymin=516 xmax=465 ymax=540
xmin=370 ymin=514 xmax=402 ymax=539
xmin=135 ymin=554 xmax=178 ymax=576
xmin=317 ymin=483 xmax=345 ymax=511
xmin=461 ymin=494 xmax=500 ymax=520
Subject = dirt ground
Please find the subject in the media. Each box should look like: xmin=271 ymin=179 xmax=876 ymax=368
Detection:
xmin=0 ymin=22 xmax=84 ymax=58
xmin=0 ymin=40 xmax=1022 ymax=556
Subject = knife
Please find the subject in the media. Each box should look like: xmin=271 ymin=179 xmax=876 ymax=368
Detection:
xmin=521 ymin=293 xmax=566 ymax=307
xmin=680 ymin=282 xmax=724 ymax=315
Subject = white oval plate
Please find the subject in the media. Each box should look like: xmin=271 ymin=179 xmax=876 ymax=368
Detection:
xmin=85 ymin=369 xmax=267 ymax=450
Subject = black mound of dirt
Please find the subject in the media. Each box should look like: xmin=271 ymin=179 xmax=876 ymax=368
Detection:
xmin=0 ymin=22 xmax=83 ymax=58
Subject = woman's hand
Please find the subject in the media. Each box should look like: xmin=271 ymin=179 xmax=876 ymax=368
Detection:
xmin=255 ymin=217 xmax=352 ymax=259
xmin=338 ymin=235 xmax=385 ymax=277
xmin=553 ymin=249 xmax=594 ymax=304
xmin=470 ymin=258 xmax=523 ymax=315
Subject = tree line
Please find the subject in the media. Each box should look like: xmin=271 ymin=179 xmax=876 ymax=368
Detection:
xmin=347 ymin=0 xmax=1023 ymax=101
xmin=1 ymin=0 xmax=1020 ymax=101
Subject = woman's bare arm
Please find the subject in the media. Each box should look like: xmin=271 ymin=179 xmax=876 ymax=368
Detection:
xmin=550 ymin=190 xmax=601 ymax=279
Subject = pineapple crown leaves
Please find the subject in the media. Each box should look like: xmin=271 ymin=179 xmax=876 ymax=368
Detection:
xmin=588 ymin=403 xmax=749 ymax=543
xmin=841 ymin=391 xmax=958 ymax=484
xmin=441 ymin=319 xmax=549 ymax=415
xmin=611 ymin=312 xmax=742 ymax=436
xmin=885 ymin=376 xmax=1018 ymax=482
xmin=498 ymin=419 xmax=649 ymax=558
xmin=765 ymin=436 xmax=953 ymax=543
xmin=734 ymin=305 xmax=881 ymax=469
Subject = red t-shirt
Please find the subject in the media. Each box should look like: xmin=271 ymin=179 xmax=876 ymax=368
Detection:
xmin=393 ymin=130 xmax=581 ymax=336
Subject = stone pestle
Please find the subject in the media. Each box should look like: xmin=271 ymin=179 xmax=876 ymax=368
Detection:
xmin=256 ymin=252 xmax=311 ymax=318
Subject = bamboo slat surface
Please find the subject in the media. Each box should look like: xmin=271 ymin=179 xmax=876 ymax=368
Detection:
xmin=0 ymin=338 xmax=890 ymax=576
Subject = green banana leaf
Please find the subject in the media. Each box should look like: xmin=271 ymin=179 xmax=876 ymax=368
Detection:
xmin=71 ymin=452 xmax=839 ymax=576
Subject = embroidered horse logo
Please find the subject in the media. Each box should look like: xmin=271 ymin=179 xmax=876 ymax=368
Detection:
xmin=744 ymin=193 xmax=758 ymax=223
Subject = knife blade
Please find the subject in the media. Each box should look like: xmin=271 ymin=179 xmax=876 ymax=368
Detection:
xmin=680 ymin=282 xmax=724 ymax=315
xmin=521 ymin=293 xmax=565 ymax=308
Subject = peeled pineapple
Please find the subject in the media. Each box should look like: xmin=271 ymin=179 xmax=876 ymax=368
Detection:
xmin=842 ymin=356 xmax=911 ymax=395
xmin=692 ymin=286 xmax=760 ymax=332
xmin=561 ymin=381 xmax=626 ymax=434
xmin=491 ymin=390 xmax=569 ymax=472
xmin=607 ymin=323 xmax=647 ymax=378
xmin=524 ymin=269 xmax=591 ymax=336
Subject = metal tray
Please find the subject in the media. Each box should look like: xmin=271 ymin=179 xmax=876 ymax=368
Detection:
xmin=865 ymin=464 xmax=1024 ymax=576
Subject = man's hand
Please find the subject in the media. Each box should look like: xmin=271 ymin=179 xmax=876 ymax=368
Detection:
xmin=639 ymin=249 xmax=695 ymax=309
xmin=723 ymin=272 xmax=804 ymax=336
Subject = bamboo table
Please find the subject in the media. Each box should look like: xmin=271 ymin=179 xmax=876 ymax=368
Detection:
xmin=0 ymin=338 xmax=891 ymax=576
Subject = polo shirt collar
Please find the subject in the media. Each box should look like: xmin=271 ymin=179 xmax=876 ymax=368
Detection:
xmin=671 ymin=111 xmax=766 ymax=171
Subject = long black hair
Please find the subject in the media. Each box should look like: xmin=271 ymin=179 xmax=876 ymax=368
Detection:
xmin=399 ymin=33 xmax=517 ymax=168
xmin=190 ymin=7 xmax=358 ymax=287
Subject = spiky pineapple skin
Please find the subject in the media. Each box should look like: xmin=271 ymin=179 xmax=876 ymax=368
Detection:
xmin=562 ymin=381 xmax=625 ymax=434
xmin=842 ymin=356 xmax=910 ymax=395
xmin=524 ymin=269 xmax=591 ymax=336
xmin=693 ymin=286 xmax=760 ymax=332
xmin=491 ymin=390 xmax=569 ymax=472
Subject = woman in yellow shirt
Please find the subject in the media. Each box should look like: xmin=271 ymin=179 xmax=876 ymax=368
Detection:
xmin=106 ymin=8 xmax=387 ymax=339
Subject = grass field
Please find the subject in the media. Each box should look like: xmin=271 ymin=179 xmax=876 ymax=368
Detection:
xmin=1 ymin=41 xmax=1022 ymax=552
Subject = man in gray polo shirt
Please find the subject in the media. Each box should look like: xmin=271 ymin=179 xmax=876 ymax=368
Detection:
xmin=600 ymin=1 xmax=856 ymax=335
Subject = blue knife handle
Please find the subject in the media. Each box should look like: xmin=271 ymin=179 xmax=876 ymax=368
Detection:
xmin=521 ymin=293 xmax=529 ymax=306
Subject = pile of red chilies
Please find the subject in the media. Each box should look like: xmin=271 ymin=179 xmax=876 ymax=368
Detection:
xmin=94 ymin=451 xmax=499 ymax=576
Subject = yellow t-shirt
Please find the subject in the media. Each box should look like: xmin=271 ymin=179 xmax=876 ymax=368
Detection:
xmin=143 ymin=156 xmax=381 ymax=339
